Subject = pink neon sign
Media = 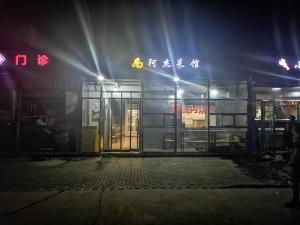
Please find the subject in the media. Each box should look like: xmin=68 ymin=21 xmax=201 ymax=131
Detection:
xmin=0 ymin=53 xmax=6 ymax=66
xmin=15 ymin=54 xmax=27 ymax=66
xmin=37 ymin=54 xmax=49 ymax=66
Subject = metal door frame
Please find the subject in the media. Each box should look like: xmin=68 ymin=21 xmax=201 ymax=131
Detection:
xmin=101 ymin=91 xmax=141 ymax=152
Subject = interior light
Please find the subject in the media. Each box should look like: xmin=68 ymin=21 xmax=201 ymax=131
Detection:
xmin=272 ymin=87 xmax=281 ymax=91
xmin=210 ymin=89 xmax=218 ymax=97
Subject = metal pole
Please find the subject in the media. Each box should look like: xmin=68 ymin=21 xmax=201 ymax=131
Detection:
xmin=77 ymin=80 xmax=83 ymax=153
xmin=141 ymin=84 xmax=144 ymax=153
xmin=272 ymin=100 xmax=275 ymax=155
xmin=110 ymin=98 xmax=112 ymax=151
xmin=120 ymin=92 xmax=123 ymax=150
xmin=130 ymin=92 xmax=133 ymax=150
xmin=98 ymin=83 xmax=102 ymax=155
xmin=207 ymin=80 xmax=210 ymax=152
xmin=137 ymin=96 xmax=141 ymax=151
xmin=174 ymin=83 xmax=178 ymax=152
xmin=261 ymin=101 xmax=265 ymax=151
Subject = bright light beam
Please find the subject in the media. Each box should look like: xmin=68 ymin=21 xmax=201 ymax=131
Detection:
xmin=158 ymin=1 xmax=177 ymax=77
xmin=74 ymin=0 xmax=101 ymax=75
xmin=243 ymin=67 xmax=300 ymax=81
xmin=45 ymin=42 xmax=98 ymax=77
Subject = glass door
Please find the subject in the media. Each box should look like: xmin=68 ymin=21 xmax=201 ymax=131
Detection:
xmin=102 ymin=92 xmax=141 ymax=151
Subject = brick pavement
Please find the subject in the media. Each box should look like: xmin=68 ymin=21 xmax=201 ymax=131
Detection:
xmin=0 ymin=157 xmax=285 ymax=191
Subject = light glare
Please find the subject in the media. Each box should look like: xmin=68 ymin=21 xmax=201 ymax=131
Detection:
xmin=97 ymin=75 xmax=105 ymax=81
xmin=173 ymin=76 xmax=180 ymax=82
xmin=272 ymin=87 xmax=281 ymax=91
xmin=211 ymin=89 xmax=218 ymax=97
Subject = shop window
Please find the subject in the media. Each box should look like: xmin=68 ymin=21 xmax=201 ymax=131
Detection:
xmin=210 ymin=82 xmax=248 ymax=99
xmin=222 ymin=115 xmax=234 ymax=127
xmin=143 ymin=113 xmax=174 ymax=128
xmin=179 ymin=83 xmax=208 ymax=99
xmin=211 ymin=100 xmax=247 ymax=114
xmin=235 ymin=115 xmax=248 ymax=127
xmin=275 ymin=100 xmax=298 ymax=120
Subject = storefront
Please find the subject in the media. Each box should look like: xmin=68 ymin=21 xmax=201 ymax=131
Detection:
xmin=0 ymin=50 xmax=81 ymax=155
xmin=1 ymin=50 xmax=300 ymax=155
xmin=254 ymin=86 xmax=300 ymax=152
xmin=80 ymin=78 xmax=249 ymax=154
xmin=3 ymin=75 xmax=300 ymax=155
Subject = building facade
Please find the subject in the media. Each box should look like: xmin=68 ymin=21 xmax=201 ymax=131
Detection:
xmin=2 ymin=64 xmax=300 ymax=156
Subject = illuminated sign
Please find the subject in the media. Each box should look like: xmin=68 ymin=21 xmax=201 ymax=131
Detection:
xmin=295 ymin=61 xmax=300 ymax=69
xmin=0 ymin=53 xmax=5 ymax=66
xmin=37 ymin=54 xmax=49 ymax=66
xmin=176 ymin=58 xmax=185 ymax=69
xmin=132 ymin=57 xmax=200 ymax=70
xmin=190 ymin=59 xmax=200 ymax=68
xmin=170 ymin=102 xmax=216 ymax=118
xmin=148 ymin=58 xmax=157 ymax=68
xmin=278 ymin=58 xmax=300 ymax=71
xmin=15 ymin=54 xmax=27 ymax=66
xmin=0 ymin=51 xmax=51 ymax=69
xmin=132 ymin=57 xmax=144 ymax=69
xmin=162 ymin=58 xmax=171 ymax=68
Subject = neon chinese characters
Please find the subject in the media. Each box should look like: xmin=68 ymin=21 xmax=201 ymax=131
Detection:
xmin=37 ymin=54 xmax=49 ymax=66
xmin=132 ymin=57 xmax=200 ymax=70
xmin=15 ymin=54 xmax=27 ymax=66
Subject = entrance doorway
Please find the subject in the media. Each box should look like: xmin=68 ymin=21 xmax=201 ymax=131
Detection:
xmin=102 ymin=96 xmax=141 ymax=151
xmin=81 ymin=81 xmax=141 ymax=153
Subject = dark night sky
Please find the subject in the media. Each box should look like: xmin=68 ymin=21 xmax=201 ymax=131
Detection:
xmin=1 ymin=0 xmax=300 ymax=82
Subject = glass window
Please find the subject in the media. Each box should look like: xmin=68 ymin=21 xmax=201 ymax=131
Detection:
xmin=179 ymin=82 xmax=208 ymax=99
xmin=180 ymin=100 xmax=208 ymax=128
xmin=210 ymin=81 xmax=248 ymax=99
xmin=210 ymin=100 xmax=247 ymax=113
xmin=275 ymin=100 xmax=298 ymax=120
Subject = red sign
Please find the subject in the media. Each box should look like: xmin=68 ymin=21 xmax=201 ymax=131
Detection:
xmin=37 ymin=54 xmax=49 ymax=66
xmin=15 ymin=54 xmax=27 ymax=66
xmin=170 ymin=102 xmax=217 ymax=118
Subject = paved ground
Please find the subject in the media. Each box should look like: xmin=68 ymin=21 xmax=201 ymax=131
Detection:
xmin=0 ymin=157 xmax=297 ymax=225
xmin=0 ymin=189 xmax=299 ymax=225
xmin=0 ymin=157 xmax=287 ymax=191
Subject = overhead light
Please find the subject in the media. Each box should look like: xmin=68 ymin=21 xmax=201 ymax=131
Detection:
xmin=210 ymin=89 xmax=218 ymax=97
xmin=173 ymin=76 xmax=180 ymax=82
xmin=272 ymin=87 xmax=281 ymax=91
xmin=97 ymin=75 xmax=105 ymax=81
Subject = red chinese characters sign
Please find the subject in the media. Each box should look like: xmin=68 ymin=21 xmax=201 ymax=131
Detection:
xmin=15 ymin=54 xmax=27 ymax=66
xmin=0 ymin=51 xmax=50 ymax=69
xmin=169 ymin=102 xmax=216 ymax=118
